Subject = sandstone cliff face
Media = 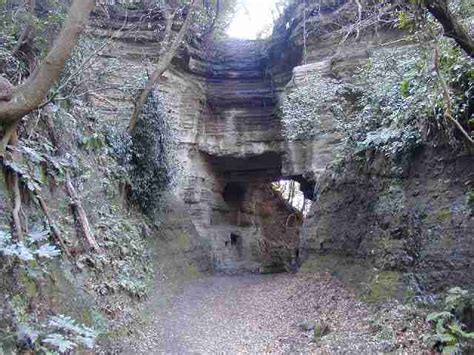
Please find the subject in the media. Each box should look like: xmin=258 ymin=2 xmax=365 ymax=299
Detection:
xmin=87 ymin=3 xmax=473 ymax=291
xmin=272 ymin=4 xmax=474 ymax=295
xmin=87 ymin=9 xmax=310 ymax=272
xmin=302 ymin=144 xmax=473 ymax=295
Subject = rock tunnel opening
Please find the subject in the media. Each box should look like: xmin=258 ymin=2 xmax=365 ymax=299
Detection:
xmin=202 ymin=151 xmax=315 ymax=272
xmin=271 ymin=178 xmax=314 ymax=216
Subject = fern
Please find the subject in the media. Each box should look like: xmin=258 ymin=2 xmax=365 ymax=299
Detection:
xmin=0 ymin=230 xmax=61 ymax=261
xmin=426 ymin=287 xmax=474 ymax=354
xmin=35 ymin=244 xmax=61 ymax=259
xmin=48 ymin=315 xmax=97 ymax=349
xmin=42 ymin=333 xmax=77 ymax=353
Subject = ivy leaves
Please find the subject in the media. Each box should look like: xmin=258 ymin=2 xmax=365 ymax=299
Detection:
xmin=281 ymin=72 xmax=345 ymax=141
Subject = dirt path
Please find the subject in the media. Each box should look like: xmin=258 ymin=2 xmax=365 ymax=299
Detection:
xmin=121 ymin=273 xmax=428 ymax=354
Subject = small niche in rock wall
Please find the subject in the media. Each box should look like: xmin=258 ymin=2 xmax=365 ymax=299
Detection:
xmin=223 ymin=183 xmax=246 ymax=204
xmin=230 ymin=233 xmax=241 ymax=247
xmin=228 ymin=233 xmax=243 ymax=257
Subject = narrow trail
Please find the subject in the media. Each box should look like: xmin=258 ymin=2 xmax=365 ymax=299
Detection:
xmin=120 ymin=272 xmax=429 ymax=354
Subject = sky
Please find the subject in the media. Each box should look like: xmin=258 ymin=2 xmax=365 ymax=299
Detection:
xmin=226 ymin=0 xmax=279 ymax=39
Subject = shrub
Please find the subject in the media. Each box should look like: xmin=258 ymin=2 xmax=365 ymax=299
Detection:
xmin=129 ymin=92 xmax=179 ymax=216
xmin=426 ymin=287 xmax=474 ymax=354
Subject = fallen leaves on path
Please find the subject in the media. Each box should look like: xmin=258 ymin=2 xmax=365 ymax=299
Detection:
xmin=120 ymin=272 xmax=431 ymax=354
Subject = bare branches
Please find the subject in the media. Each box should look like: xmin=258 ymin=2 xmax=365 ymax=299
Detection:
xmin=11 ymin=0 xmax=37 ymax=69
xmin=354 ymin=0 xmax=362 ymax=40
xmin=34 ymin=192 xmax=72 ymax=257
xmin=65 ymin=174 xmax=102 ymax=253
xmin=39 ymin=10 xmax=130 ymax=109
xmin=433 ymin=45 xmax=474 ymax=145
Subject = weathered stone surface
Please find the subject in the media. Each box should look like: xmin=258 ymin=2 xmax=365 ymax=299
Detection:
xmin=87 ymin=4 xmax=473 ymax=286
xmin=301 ymin=145 xmax=474 ymax=294
xmin=86 ymin=15 xmax=310 ymax=272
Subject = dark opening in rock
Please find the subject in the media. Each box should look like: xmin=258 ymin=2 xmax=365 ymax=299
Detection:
xmin=229 ymin=233 xmax=243 ymax=257
xmin=230 ymin=233 xmax=241 ymax=246
xmin=223 ymin=182 xmax=246 ymax=203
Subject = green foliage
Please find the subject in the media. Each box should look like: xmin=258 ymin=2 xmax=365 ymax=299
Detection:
xmin=90 ymin=216 xmax=152 ymax=299
xmin=3 ymin=138 xmax=71 ymax=193
xmin=0 ymin=230 xmax=61 ymax=262
xmin=313 ymin=322 xmax=331 ymax=342
xmin=80 ymin=133 xmax=106 ymax=153
xmin=426 ymin=287 xmax=474 ymax=354
xmin=15 ymin=314 xmax=97 ymax=354
xmin=0 ymin=0 xmax=68 ymax=80
xmin=354 ymin=42 xmax=472 ymax=148
xmin=281 ymin=73 xmax=345 ymax=141
xmin=118 ymin=278 xmax=148 ymax=299
xmin=354 ymin=46 xmax=435 ymax=137
xmin=357 ymin=128 xmax=422 ymax=159
xmin=51 ymin=36 xmax=107 ymax=103
xmin=129 ymin=92 xmax=179 ymax=216
xmin=364 ymin=271 xmax=402 ymax=304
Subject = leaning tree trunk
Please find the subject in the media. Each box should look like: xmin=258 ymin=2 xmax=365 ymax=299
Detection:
xmin=423 ymin=0 xmax=474 ymax=57
xmin=0 ymin=0 xmax=95 ymax=124
xmin=128 ymin=0 xmax=199 ymax=131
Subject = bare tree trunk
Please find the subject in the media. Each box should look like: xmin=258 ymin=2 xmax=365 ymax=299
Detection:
xmin=65 ymin=174 xmax=102 ymax=253
xmin=11 ymin=174 xmax=24 ymax=240
xmin=35 ymin=192 xmax=72 ymax=257
xmin=424 ymin=0 xmax=474 ymax=57
xmin=0 ymin=0 xmax=95 ymax=124
xmin=6 ymin=130 xmax=25 ymax=240
xmin=128 ymin=0 xmax=199 ymax=132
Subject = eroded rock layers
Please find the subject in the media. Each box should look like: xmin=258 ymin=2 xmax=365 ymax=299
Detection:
xmin=88 ymin=3 xmax=473 ymax=293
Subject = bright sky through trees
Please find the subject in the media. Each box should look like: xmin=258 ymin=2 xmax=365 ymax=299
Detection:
xmin=226 ymin=0 xmax=279 ymax=39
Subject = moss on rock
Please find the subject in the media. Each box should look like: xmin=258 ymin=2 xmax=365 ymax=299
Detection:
xmin=364 ymin=271 xmax=402 ymax=304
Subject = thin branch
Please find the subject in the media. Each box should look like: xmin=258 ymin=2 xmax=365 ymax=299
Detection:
xmin=433 ymin=45 xmax=474 ymax=145
xmin=65 ymin=173 xmax=102 ymax=253
xmin=354 ymin=0 xmax=362 ymax=40
xmin=128 ymin=0 xmax=200 ymax=132
xmin=35 ymin=192 xmax=72 ymax=257
xmin=40 ymin=9 xmax=130 ymax=108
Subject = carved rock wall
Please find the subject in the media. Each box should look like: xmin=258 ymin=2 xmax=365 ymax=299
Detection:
xmin=273 ymin=3 xmax=474 ymax=294
xmin=87 ymin=9 xmax=311 ymax=272
xmin=88 ymin=4 xmax=472 ymax=283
